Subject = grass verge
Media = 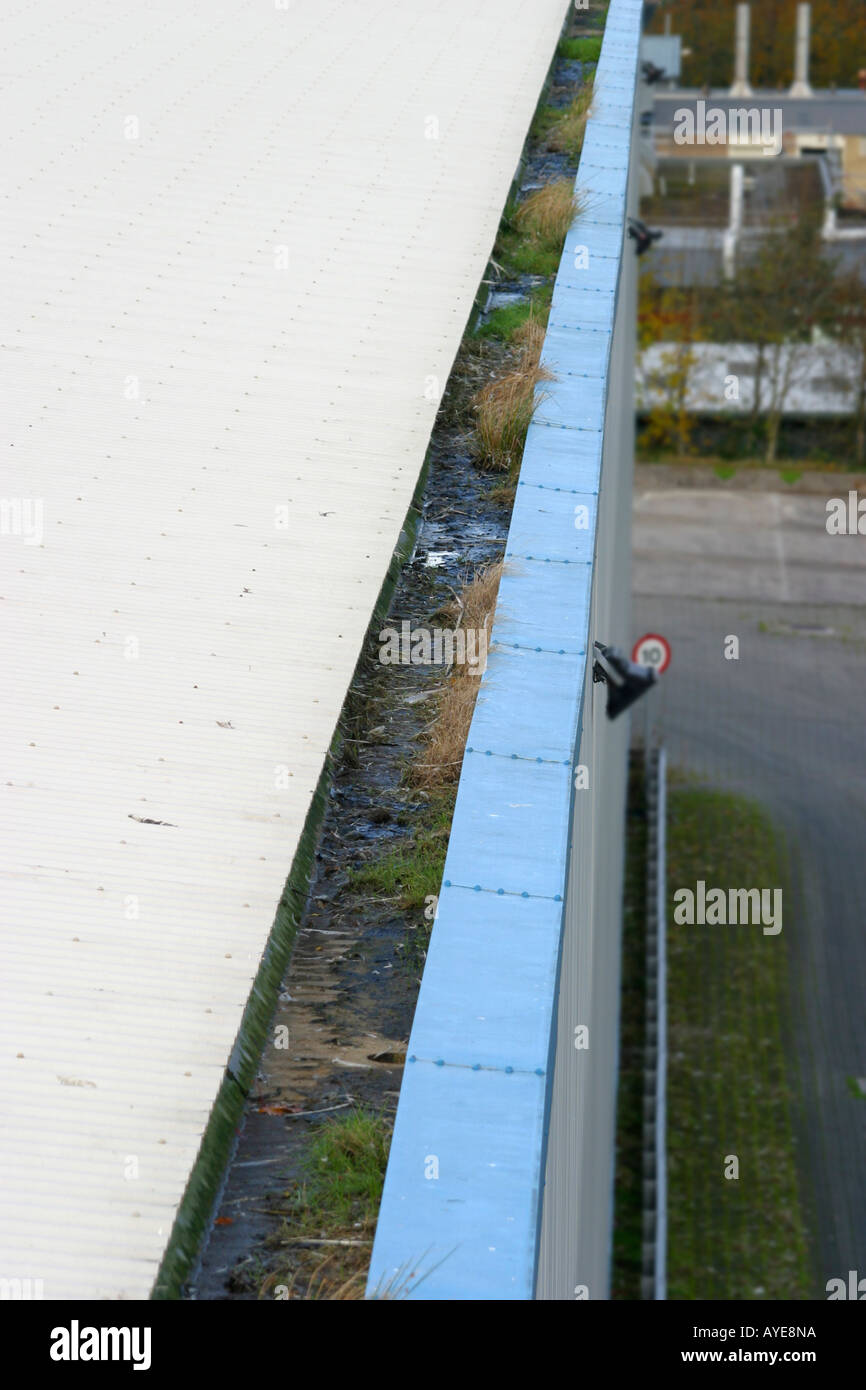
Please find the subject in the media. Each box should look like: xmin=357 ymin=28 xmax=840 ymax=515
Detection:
xmin=666 ymin=783 xmax=811 ymax=1299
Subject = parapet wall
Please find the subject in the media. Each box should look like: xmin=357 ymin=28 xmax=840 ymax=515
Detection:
xmin=367 ymin=0 xmax=643 ymax=1301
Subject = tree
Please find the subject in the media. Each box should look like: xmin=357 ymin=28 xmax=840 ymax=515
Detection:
xmin=649 ymin=1 xmax=866 ymax=91
xmin=721 ymin=213 xmax=838 ymax=465
xmin=826 ymin=271 xmax=866 ymax=467
xmin=637 ymin=272 xmax=702 ymax=457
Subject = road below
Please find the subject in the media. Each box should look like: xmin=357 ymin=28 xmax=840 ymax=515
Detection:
xmin=633 ymin=476 xmax=866 ymax=1296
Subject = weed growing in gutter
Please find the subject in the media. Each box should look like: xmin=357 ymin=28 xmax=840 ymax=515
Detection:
xmin=297 ymin=1108 xmax=391 ymax=1227
xmin=472 ymin=342 xmax=552 ymax=472
xmin=475 ymin=283 xmax=553 ymax=342
xmin=348 ymin=787 xmax=455 ymax=912
xmin=531 ymin=80 xmax=594 ymax=160
xmin=412 ymin=560 xmax=503 ymax=785
xmin=547 ymin=85 xmax=595 ymax=159
xmin=558 ymin=36 xmax=602 ymax=63
xmin=494 ymin=179 xmax=583 ymax=278
xmin=351 ymin=558 xmax=505 ymax=967
xmin=514 ymin=179 xmax=581 ymax=245
xmin=260 ymin=1107 xmax=392 ymax=1301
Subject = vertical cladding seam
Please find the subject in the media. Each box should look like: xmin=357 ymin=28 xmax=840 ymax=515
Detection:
xmin=366 ymin=0 xmax=644 ymax=1301
xmin=655 ymin=747 xmax=668 ymax=1300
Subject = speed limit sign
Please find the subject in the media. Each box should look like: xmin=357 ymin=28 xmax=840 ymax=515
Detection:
xmin=632 ymin=632 xmax=671 ymax=674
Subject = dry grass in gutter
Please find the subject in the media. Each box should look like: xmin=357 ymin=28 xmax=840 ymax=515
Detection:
xmin=259 ymin=1107 xmax=391 ymax=1301
xmin=546 ymin=85 xmax=594 ymax=159
xmin=413 ymin=559 xmax=504 ymax=788
xmin=510 ymin=312 xmax=546 ymax=361
xmin=472 ymin=316 xmax=553 ymax=473
xmin=472 ymin=365 xmax=550 ymax=472
xmin=513 ymin=178 xmax=580 ymax=246
xmin=261 ymin=1259 xmax=367 ymax=1301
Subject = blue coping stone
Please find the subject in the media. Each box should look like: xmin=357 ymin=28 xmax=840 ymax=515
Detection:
xmin=367 ymin=1064 xmax=548 ymax=1301
xmin=467 ymin=644 xmax=586 ymax=764
xmin=405 ymin=890 xmax=564 ymax=1071
xmin=441 ymin=754 xmax=573 ymax=900
xmin=534 ymin=372 xmax=607 ymax=433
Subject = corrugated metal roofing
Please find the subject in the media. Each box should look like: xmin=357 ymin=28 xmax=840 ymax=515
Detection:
xmin=0 ymin=0 xmax=571 ymax=1299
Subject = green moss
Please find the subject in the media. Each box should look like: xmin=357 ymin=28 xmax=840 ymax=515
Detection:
xmin=495 ymin=228 xmax=563 ymax=279
xmin=295 ymin=1108 xmax=392 ymax=1229
xmin=475 ymin=284 xmax=553 ymax=342
xmin=348 ymin=788 xmax=455 ymax=915
xmin=558 ymin=36 xmax=602 ymax=62
xmin=530 ymin=103 xmax=564 ymax=145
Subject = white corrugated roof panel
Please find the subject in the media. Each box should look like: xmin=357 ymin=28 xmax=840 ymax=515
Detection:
xmin=0 ymin=0 xmax=570 ymax=1298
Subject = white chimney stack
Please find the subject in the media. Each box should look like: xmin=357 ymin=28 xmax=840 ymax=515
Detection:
xmin=790 ymin=3 xmax=813 ymax=97
xmin=723 ymin=164 xmax=745 ymax=280
xmin=730 ymin=4 xmax=753 ymax=97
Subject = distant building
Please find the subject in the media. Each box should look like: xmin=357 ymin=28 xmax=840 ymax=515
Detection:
xmin=652 ymin=94 xmax=866 ymax=212
xmin=638 ymin=4 xmax=866 ymax=285
xmin=638 ymin=342 xmax=862 ymax=419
